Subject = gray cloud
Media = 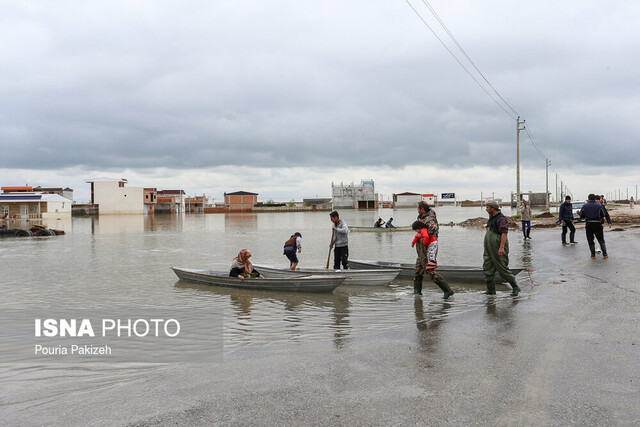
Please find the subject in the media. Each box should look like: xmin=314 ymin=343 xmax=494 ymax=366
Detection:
xmin=1 ymin=1 xmax=639 ymax=178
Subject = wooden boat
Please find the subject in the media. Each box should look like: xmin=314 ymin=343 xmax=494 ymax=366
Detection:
xmin=171 ymin=267 xmax=346 ymax=292
xmin=348 ymin=259 xmax=524 ymax=283
xmin=349 ymin=225 xmax=412 ymax=232
xmin=253 ymin=264 xmax=401 ymax=286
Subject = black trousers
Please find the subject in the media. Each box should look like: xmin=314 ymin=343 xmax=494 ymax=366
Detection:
xmin=585 ymin=222 xmax=607 ymax=256
xmin=333 ymin=245 xmax=349 ymax=269
xmin=562 ymin=220 xmax=576 ymax=243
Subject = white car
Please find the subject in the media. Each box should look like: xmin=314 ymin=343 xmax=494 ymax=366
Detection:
xmin=572 ymin=201 xmax=585 ymax=222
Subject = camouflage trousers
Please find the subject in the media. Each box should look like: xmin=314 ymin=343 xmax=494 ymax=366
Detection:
xmin=414 ymin=241 xmax=445 ymax=285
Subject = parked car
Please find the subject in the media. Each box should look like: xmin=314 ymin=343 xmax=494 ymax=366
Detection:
xmin=572 ymin=201 xmax=585 ymax=222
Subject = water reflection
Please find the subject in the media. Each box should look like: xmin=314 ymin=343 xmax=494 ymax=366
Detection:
xmin=483 ymin=297 xmax=520 ymax=347
xmin=331 ymin=291 xmax=351 ymax=349
xmin=225 ymin=213 xmax=258 ymax=230
xmin=414 ymin=298 xmax=452 ymax=366
xmin=90 ymin=215 xmax=145 ymax=234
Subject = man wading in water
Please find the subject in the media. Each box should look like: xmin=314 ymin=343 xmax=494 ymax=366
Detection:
xmin=482 ymin=201 xmax=520 ymax=296
xmin=414 ymin=201 xmax=454 ymax=299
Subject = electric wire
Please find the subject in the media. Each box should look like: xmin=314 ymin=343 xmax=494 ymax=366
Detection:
xmin=404 ymin=0 xmax=517 ymax=120
xmin=419 ymin=0 xmax=520 ymax=118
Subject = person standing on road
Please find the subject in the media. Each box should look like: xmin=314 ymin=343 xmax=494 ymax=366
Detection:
xmin=579 ymin=194 xmax=612 ymax=259
xmin=482 ymin=201 xmax=520 ymax=296
xmin=520 ymin=200 xmax=532 ymax=240
xmin=283 ymin=232 xmax=302 ymax=270
xmin=413 ymin=201 xmax=454 ymax=299
xmin=558 ymin=195 xmax=577 ymax=244
xmin=329 ymin=211 xmax=349 ymax=269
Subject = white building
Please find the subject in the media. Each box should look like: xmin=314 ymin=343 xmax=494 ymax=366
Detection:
xmin=331 ymin=180 xmax=377 ymax=209
xmin=393 ymin=192 xmax=423 ymax=208
xmin=86 ymin=178 xmax=143 ymax=215
xmin=0 ymin=193 xmax=72 ymax=219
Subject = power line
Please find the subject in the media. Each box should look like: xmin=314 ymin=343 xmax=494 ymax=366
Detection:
xmin=404 ymin=0 xmax=517 ymax=120
xmin=418 ymin=0 xmax=520 ymax=118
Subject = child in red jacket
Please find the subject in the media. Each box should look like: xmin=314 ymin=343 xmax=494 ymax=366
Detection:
xmin=411 ymin=220 xmax=438 ymax=270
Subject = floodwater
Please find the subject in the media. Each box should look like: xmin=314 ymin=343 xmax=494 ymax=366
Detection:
xmin=0 ymin=206 xmax=550 ymax=424
xmin=1 ymin=207 xmax=530 ymax=350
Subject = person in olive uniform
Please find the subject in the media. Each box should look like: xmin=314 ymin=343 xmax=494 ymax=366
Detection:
xmin=483 ymin=201 xmax=520 ymax=296
xmin=413 ymin=201 xmax=454 ymax=299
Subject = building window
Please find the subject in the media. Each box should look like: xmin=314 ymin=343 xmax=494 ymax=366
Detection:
xmin=20 ymin=205 xmax=29 ymax=215
xmin=33 ymin=205 xmax=39 ymax=214
xmin=1 ymin=205 xmax=8 ymax=216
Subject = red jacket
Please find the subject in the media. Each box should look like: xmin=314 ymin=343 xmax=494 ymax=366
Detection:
xmin=412 ymin=228 xmax=436 ymax=246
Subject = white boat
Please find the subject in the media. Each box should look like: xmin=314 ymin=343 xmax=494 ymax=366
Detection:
xmin=171 ymin=267 xmax=346 ymax=292
xmin=348 ymin=225 xmax=412 ymax=232
xmin=253 ymin=264 xmax=401 ymax=286
xmin=348 ymin=259 xmax=524 ymax=283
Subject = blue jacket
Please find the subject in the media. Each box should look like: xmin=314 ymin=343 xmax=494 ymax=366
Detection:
xmin=558 ymin=201 xmax=573 ymax=222
xmin=580 ymin=201 xmax=610 ymax=223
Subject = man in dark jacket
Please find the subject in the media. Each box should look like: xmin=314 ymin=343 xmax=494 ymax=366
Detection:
xmin=558 ymin=196 xmax=577 ymax=244
xmin=579 ymin=194 xmax=612 ymax=259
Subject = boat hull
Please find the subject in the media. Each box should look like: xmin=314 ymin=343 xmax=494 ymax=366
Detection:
xmin=171 ymin=267 xmax=345 ymax=292
xmin=253 ymin=264 xmax=401 ymax=286
xmin=349 ymin=226 xmax=412 ymax=232
xmin=348 ymin=259 xmax=524 ymax=283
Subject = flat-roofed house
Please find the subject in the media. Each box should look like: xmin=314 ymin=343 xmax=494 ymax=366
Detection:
xmin=156 ymin=190 xmax=186 ymax=213
xmin=85 ymin=177 xmax=143 ymax=215
xmin=0 ymin=192 xmax=72 ymax=219
xmin=225 ymin=191 xmax=257 ymax=212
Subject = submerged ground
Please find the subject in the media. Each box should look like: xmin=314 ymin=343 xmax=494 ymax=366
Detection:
xmin=4 ymin=224 xmax=638 ymax=426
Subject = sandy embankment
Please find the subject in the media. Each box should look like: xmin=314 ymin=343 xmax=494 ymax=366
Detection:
xmin=454 ymin=203 xmax=640 ymax=230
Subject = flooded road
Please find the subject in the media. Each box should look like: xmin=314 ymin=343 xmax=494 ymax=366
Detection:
xmin=1 ymin=208 xmax=638 ymax=425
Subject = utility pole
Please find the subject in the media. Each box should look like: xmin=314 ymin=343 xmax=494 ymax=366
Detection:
xmin=516 ymin=117 xmax=526 ymax=212
xmin=555 ymin=173 xmax=558 ymax=204
xmin=545 ymin=159 xmax=550 ymax=212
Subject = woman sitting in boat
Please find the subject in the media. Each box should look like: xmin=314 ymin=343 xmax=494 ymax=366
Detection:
xmin=229 ymin=249 xmax=264 ymax=280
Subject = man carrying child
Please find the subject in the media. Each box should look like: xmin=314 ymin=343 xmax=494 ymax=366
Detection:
xmin=411 ymin=213 xmax=454 ymax=299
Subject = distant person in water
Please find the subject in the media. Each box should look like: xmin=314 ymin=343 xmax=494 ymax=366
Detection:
xmin=520 ymin=200 xmax=532 ymax=240
xmin=385 ymin=218 xmax=395 ymax=228
xmin=229 ymin=249 xmax=264 ymax=280
xmin=283 ymin=232 xmax=302 ymax=270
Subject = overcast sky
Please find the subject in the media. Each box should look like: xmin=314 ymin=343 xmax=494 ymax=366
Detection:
xmin=1 ymin=1 xmax=639 ymax=203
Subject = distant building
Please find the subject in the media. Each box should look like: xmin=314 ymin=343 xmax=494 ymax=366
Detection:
xmin=422 ymin=194 xmax=436 ymax=206
xmin=331 ymin=180 xmax=377 ymax=209
xmin=33 ymin=186 xmax=74 ymax=201
xmin=510 ymin=191 xmax=550 ymax=208
xmin=0 ymin=192 xmax=72 ymax=219
xmin=144 ymin=188 xmax=157 ymax=214
xmin=393 ymin=192 xmax=422 ymax=208
xmin=303 ymin=198 xmax=332 ymax=211
xmin=225 ymin=191 xmax=258 ymax=212
xmin=85 ymin=177 xmax=143 ymax=215
xmin=185 ymin=195 xmax=209 ymax=213
xmin=157 ymin=190 xmax=186 ymax=213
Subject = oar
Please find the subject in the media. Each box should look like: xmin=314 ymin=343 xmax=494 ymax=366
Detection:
xmin=325 ymin=229 xmax=334 ymax=270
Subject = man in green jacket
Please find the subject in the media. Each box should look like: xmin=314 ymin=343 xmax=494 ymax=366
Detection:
xmin=483 ymin=201 xmax=520 ymax=296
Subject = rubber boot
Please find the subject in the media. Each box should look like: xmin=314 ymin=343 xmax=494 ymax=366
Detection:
xmin=526 ymin=229 xmax=531 ymax=239
xmin=438 ymin=282 xmax=455 ymax=300
xmin=522 ymin=229 xmax=527 ymax=239
xmin=484 ymin=279 xmax=496 ymax=295
xmin=510 ymin=282 xmax=520 ymax=296
xmin=588 ymin=242 xmax=596 ymax=258
xmin=600 ymin=242 xmax=608 ymax=258
xmin=413 ymin=277 xmax=423 ymax=295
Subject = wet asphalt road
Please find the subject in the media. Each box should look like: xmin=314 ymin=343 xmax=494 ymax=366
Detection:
xmin=6 ymin=228 xmax=640 ymax=426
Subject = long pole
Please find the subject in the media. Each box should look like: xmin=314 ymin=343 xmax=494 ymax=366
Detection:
xmin=325 ymin=230 xmax=334 ymax=270
xmin=545 ymin=159 xmax=550 ymax=212
xmin=516 ymin=117 xmax=524 ymax=212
